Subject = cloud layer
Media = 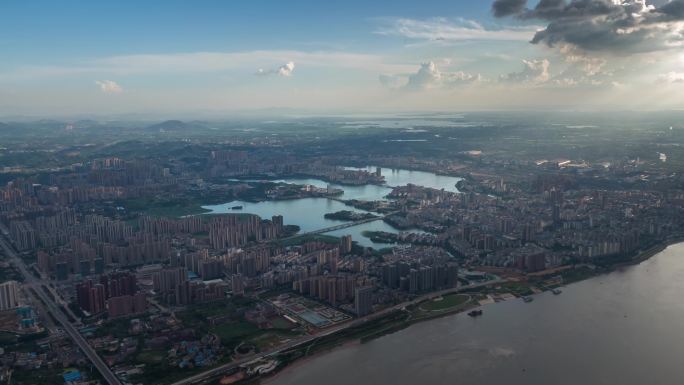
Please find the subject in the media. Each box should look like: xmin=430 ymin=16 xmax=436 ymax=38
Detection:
xmin=94 ymin=80 xmax=122 ymax=93
xmin=256 ymin=61 xmax=295 ymax=77
xmin=492 ymin=0 xmax=684 ymax=54
xmin=381 ymin=61 xmax=482 ymax=91
xmin=0 ymin=51 xmax=415 ymax=82
xmin=501 ymin=59 xmax=551 ymax=83
xmin=375 ymin=17 xmax=539 ymax=42
xmin=659 ymin=71 xmax=684 ymax=83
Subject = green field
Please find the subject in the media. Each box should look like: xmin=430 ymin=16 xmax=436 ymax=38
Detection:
xmin=489 ymin=281 xmax=534 ymax=296
xmin=210 ymin=321 xmax=260 ymax=343
xmin=0 ymin=331 xmax=17 ymax=343
xmin=175 ymin=298 xmax=303 ymax=351
xmin=10 ymin=367 xmax=63 ymax=385
xmin=420 ymin=294 xmax=470 ymax=311
xmin=94 ymin=316 xmax=136 ymax=338
xmin=176 ymin=298 xmax=255 ymax=327
xmin=250 ymin=333 xmax=286 ymax=350
xmin=137 ymin=349 xmax=166 ymax=364
xmin=210 ymin=319 xmax=300 ymax=351
xmin=270 ymin=316 xmax=296 ymax=330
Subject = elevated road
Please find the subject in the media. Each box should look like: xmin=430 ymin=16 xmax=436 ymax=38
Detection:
xmin=298 ymin=215 xmax=385 ymax=235
xmin=0 ymin=236 xmax=123 ymax=385
xmin=278 ymin=211 xmax=400 ymax=242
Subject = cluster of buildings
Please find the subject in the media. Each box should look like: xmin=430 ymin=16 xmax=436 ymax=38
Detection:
xmin=1 ymin=147 xmax=683 ymax=377
xmin=75 ymin=272 xmax=147 ymax=317
xmin=0 ymin=334 xmax=91 ymax=384
xmin=379 ymin=246 xmax=459 ymax=293
xmin=208 ymin=150 xmax=385 ymax=185
xmin=380 ymin=178 xmax=684 ymax=273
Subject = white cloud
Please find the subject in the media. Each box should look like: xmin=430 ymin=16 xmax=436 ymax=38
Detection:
xmin=379 ymin=74 xmax=405 ymax=89
xmin=500 ymin=57 xmax=618 ymax=88
xmin=375 ymin=17 xmax=541 ymax=42
xmin=658 ymin=71 xmax=684 ymax=83
xmin=278 ymin=61 xmax=295 ymax=76
xmin=0 ymin=51 xmax=413 ymax=82
xmin=94 ymin=80 xmax=123 ymax=93
xmin=559 ymin=45 xmax=607 ymax=76
xmin=405 ymin=62 xmax=442 ymax=90
xmin=256 ymin=61 xmax=295 ymax=77
xmin=382 ymin=61 xmax=482 ymax=91
xmin=500 ymin=59 xmax=550 ymax=84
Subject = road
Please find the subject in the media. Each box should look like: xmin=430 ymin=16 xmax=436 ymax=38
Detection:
xmin=0 ymin=235 xmax=124 ymax=385
xmin=170 ymin=277 xmax=503 ymax=385
xmin=0 ymin=218 xmax=499 ymax=385
xmin=277 ymin=211 xmax=400 ymax=243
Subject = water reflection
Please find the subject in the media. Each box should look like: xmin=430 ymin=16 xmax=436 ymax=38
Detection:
xmin=205 ymin=167 xmax=461 ymax=248
xmin=268 ymin=243 xmax=684 ymax=385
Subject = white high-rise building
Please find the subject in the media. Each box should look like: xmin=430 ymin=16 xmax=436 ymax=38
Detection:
xmin=0 ymin=281 xmax=19 ymax=311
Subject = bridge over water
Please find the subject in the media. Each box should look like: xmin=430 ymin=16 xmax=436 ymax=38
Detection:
xmin=279 ymin=212 xmax=399 ymax=242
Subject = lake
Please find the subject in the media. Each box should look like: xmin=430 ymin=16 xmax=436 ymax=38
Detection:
xmin=204 ymin=167 xmax=461 ymax=248
xmin=344 ymin=166 xmax=462 ymax=193
xmin=268 ymin=243 xmax=684 ymax=385
xmin=202 ymin=197 xmax=401 ymax=248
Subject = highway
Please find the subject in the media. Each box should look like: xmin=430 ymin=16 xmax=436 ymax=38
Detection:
xmin=0 ymin=235 xmax=124 ymax=385
xmin=169 ymin=277 xmax=503 ymax=385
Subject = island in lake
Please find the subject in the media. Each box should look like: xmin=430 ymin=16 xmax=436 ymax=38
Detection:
xmin=324 ymin=210 xmax=379 ymax=221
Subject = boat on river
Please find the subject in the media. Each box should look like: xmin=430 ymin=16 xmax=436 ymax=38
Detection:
xmin=467 ymin=309 xmax=483 ymax=317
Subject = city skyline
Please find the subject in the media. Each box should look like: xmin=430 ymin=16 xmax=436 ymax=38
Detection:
xmin=4 ymin=2 xmax=684 ymax=385
xmin=2 ymin=0 xmax=684 ymax=115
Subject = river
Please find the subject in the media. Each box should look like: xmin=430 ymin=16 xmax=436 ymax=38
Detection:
xmin=268 ymin=243 xmax=684 ymax=385
xmin=202 ymin=167 xmax=461 ymax=248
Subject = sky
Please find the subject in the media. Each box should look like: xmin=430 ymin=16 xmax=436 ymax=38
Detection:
xmin=1 ymin=0 xmax=684 ymax=116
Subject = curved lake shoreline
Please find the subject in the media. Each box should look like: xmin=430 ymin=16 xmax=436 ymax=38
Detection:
xmin=203 ymin=167 xmax=462 ymax=248
xmin=265 ymin=242 xmax=684 ymax=385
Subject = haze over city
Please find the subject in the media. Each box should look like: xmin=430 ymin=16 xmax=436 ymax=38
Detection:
xmin=2 ymin=0 xmax=684 ymax=115
xmin=2 ymin=2 xmax=684 ymax=385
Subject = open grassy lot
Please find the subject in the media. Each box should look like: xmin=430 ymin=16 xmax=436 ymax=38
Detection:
xmin=488 ymin=281 xmax=534 ymax=296
xmin=137 ymin=349 xmax=166 ymax=364
xmin=420 ymin=294 xmax=470 ymax=312
xmin=210 ymin=321 xmax=260 ymax=344
xmin=176 ymin=298 xmax=303 ymax=352
xmin=10 ymin=367 xmax=64 ymax=385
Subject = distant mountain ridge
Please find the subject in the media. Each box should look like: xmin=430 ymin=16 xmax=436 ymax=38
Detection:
xmin=145 ymin=120 xmax=208 ymax=132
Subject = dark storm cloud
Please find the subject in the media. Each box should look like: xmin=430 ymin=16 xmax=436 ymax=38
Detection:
xmin=524 ymin=0 xmax=566 ymax=19
xmin=524 ymin=0 xmax=619 ymax=19
xmin=492 ymin=0 xmax=528 ymax=17
xmin=492 ymin=0 xmax=684 ymax=54
xmin=656 ymin=0 xmax=684 ymax=20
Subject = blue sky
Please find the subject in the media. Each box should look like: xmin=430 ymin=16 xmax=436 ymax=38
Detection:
xmin=1 ymin=0 xmax=684 ymax=115
xmin=1 ymin=1 xmax=490 ymax=62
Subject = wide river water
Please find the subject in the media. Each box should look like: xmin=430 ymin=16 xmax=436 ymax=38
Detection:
xmin=269 ymin=243 xmax=684 ymax=385
xmin=202 ymin=167 xmax=462 ymax=248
